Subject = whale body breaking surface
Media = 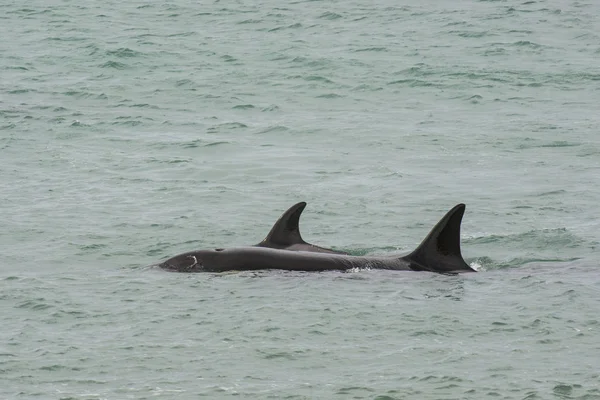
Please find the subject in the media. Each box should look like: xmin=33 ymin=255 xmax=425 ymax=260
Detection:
xmin=155 ymin=203 xmax=475 ymax=274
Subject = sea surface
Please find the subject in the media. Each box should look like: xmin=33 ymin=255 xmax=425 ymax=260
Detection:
xmin=2 ymin=0 xmax=600 ymax=398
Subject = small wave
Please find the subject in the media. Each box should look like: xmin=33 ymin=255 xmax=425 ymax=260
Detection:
xmin=256 ymin=125 xmax=288 ymax=134
xmin=451 ymin=30 xmax=492 ymax=38
xmin=319 ymin=11 xmax=342 ymax=20
xmin=354 ymin=47 xmax=387 ymax=52
xmin=260 ymin=105 xmax=280 ymax=112
xmin=517 ymin=140 xmax=580 ymax=149
xmin=337 ymin=387 xmax=376 ymax=396
xmin=8 ymin=89 xmax=30 ymax=94
xmin=175 ymin=79 xmax=194 ymax=87
xmin=539 ymin=141 xmax=580 ymax=148
xmin=204 ymin=141 xmax=229 ymax=147
xmin=238 ymin=19 xmax=262 ymax=24
xmin=351 ymin=84 xmax=383 ymax=92
xmin=469 ymin=228 xmax=584 ymax=249
xmin=16 ymin=299 xmax=53 ymax=310
xmin=63 ymin=90 xmax=94 ymax=99
xmin=347 ymin=267 xmax=372 ymax=273
xmin=316 ymin=93 xmax=343 ymax=98
xmin=268 ymin=23 xmax=302 ymax=32
xmin=485 ymin=257 xmax=581 ymax=270
xmin=130 ymin=103 xmax=158 ymax=109
xmin=207 ymin=122 xmax=247 ymax=133
xmin=232 ymin=104 xmax=255 ymax=110
xmin=100 ymin=61 xmax=128 ymax=69
xmin=111 ymin=120 xmax=142 ymax=126
xmin=45 ymin=36 xmax=86 ymax=42
xmin=39 ymin=364 xmax=69 ymax=371
xmin=167 ymin=31 xmax=196 ymax=37
xmin=512 ymin=40 xmax=542 ymax=48
xmin=303 ymin=75 xmax=334 ymax=83
xmin=468 ymin=94 xmax=483 ymax=103
xmin=257 ymin=350 xmax=297 ymax=360
xmin=388 ymin=79 xmax=437 ymax=87
xmin=469 ymin=260 xmax=482 ymax=271
xmin=105 ymin=48 xmax=143 ymax=58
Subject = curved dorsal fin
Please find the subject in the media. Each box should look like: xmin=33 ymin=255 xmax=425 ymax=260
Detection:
xmin=258 ymin=202 xmax=308 ymax=248
xmin=403 ymin=204 xmax=475 ymax=273
xmin=256 ymin=202 xmax=347 ymax=254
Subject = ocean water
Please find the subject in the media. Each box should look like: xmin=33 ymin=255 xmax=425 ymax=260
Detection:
xmin=2 ymin=0 xmax=600 ymax=398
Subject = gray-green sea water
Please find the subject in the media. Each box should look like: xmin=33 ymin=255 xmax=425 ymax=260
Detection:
xmin=2 ymin=0 xmax=600 ymax=398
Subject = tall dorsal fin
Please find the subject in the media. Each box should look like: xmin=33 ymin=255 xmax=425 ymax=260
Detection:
xmin=258 ymin=202 xmax=309 ymax=248
xmin=403 ymin=204 xmax=475 ymax=273
xmin=256 ymin=202 xmax=347 ymax=254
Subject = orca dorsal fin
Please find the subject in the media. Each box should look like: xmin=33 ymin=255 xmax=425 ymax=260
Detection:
xmin=403 ymin=204 xmax=475 ymax=273
xmin=258 ymin=202 xmax=309 ymax=248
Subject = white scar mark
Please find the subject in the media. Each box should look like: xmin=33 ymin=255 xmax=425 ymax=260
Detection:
xmin=188 ymin=256 xmax=198 ymax=269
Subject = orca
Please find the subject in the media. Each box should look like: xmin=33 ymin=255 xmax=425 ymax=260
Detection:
xmin=157 ymin=204 xmax=476 ymax=274
xmin=255 ymin=202 xmax=346 ymax=254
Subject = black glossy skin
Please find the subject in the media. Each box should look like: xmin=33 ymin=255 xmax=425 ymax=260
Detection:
xmin=255 ymin=202 xmax=346 ymax=254
xmin=159 ymin=246 xmax=410 ymax=273
xmin=157 ymin=204 xmax=476 ymax=274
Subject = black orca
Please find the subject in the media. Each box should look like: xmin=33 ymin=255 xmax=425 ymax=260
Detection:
xmin=158 ymin=204 xmax=476 ymax=274
xmin=256 ymin=202 xmax=346 ymax=254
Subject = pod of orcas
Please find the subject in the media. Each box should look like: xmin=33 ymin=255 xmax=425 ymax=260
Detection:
xmin=156 ymin=202 xmax=476 ymax=274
